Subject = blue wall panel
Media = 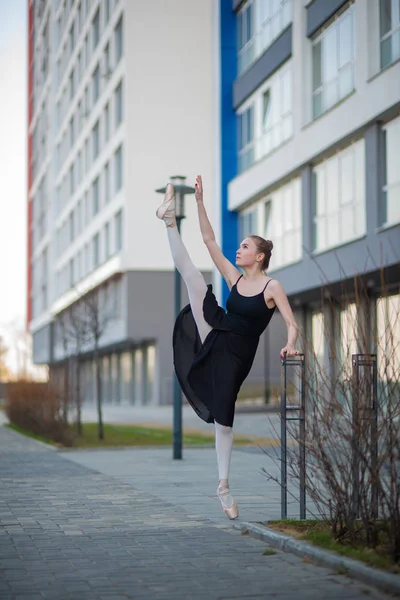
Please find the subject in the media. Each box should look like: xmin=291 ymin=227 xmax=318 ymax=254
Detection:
xmin=220 ymin=0 xmax=238 ymax=306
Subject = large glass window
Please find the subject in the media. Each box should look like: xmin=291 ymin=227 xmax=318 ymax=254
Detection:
xmin=312 ymin=4 xmax=355 ymax=119
xmin=115 ymin=209 xmax=123 ymax=251
xmin=377 ymin=293 xmax=400 ymax=381
xmin=260 ymin=64 xmax=292 ymax=156
xmin=382 ymin=116 xmax=400 ymax=226
xmin=313 ymin=139 xmax=365 ymax=251
xmin=237 ymin=0 xmax=292 ymax=75
xmin=257 ymin=0 xmax=292 ymax=56
xmin=114 ymin=144 xmax=123 ymax=191
xmin=92 ymin=176 xmax=100 ymax=215
xmin=264 ymin=177 xmax=302 ymax=270
xmin=340 ymin=302 xmax=358 ymax=379
xmin=92 ymin=64 xmax=100 ymax=105
xmin=115 ymin=80 xmax=123 ymax=128
xmin=380 ymin=0 xmax=400 ymax=68
xmin=239 ymin=206 xmax=258 ymax=240
xmin=237 ymin=1 xmax=254 ymax=75
xmin=92 ymin=119 xmax=100 ymax=160
xmin=93 ymin=232 xmax=100 ymax=267
xmin=92 ymin=8 xmax=100 ymax=51
xmin=115 ymin=16 xmax=123 ymax=64
xmin=237 ymin=105 xmax=254 ymax=173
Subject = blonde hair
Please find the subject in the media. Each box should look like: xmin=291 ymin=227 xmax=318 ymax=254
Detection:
xmin=249 ymin=235 xmax=273 ymax=271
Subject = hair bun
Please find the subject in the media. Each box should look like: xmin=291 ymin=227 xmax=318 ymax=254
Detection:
xmin=266 ymin=240 xmax=273 ymax=252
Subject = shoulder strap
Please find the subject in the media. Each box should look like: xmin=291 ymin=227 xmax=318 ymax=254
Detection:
xmin=235 ymin=274 xmax=243 ymax=285
xmin=262 ymin=278 xmax=273 ymax=293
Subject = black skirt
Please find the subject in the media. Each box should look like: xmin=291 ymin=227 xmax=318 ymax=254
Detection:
xmin=172 ymin=285 xmax=260 ymax=427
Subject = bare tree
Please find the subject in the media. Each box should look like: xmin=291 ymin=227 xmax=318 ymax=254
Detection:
xmin=81 ymin=284 xmax=113 ymax=440
xmin=262 ymin=267 xmax=400 ymax=564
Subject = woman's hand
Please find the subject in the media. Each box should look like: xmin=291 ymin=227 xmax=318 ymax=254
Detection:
xmin=280 ymin=345 xmax=299 ymax=359
xmin=195 ymin=175 xmax=203 ymax=203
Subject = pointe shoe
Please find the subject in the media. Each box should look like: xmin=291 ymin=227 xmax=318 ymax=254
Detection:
xmin=156 ymin=183 xmax=176 ymax=227
xmin=217 ymin=484 xmax=239 ymax=520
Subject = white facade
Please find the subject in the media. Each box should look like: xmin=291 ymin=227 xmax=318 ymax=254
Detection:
xmin=229 ymin=0 xmax=400 ymax=216
xmin=29 ymin=0 xmax=215 ymax=406
xmin=29 ymin=0 xmax=214 ymax=333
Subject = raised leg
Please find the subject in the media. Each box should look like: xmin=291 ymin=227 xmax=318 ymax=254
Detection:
xmin=157 ymin=184 xmax=212 ymax=344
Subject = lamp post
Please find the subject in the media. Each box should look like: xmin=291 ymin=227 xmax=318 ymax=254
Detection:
xmin=156 ymin=175 xmax=195 ymax=459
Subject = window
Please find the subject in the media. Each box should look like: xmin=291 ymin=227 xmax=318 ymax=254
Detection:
xmin=239 ymin=206 xmax=258 ymax=240
xmin=104 ymin=221 xmax=110 ymax=258
xmin=92 ymin=8 xmax=100 ymax=51
xmin=104 ymin=161 xmax=110 ymax=202
xmin=69 ymin=257 xmax=75 ymax=287
xmin=264 ymin=177 xmax=302 ymax=270
xmin=377 ymin=294 xmax=400 ymax=381
xmin=85 ymin=84 xmax=90 ymax=114
xmin=340 ymin=303 xmax=358 ymax=379
xmin=69 ymin=69 xmax=75 ymax=100
xmin=257 ymin=0 xmax=292 ymax=56
xmin=114 ymin=145 xmax=123 ymax=191
xmin=115 ymin=80 xmax=123 ymax=127
xmin=104 ymin=102 xmax=110 ymax=141
xmin=382 ymin=115 xmax=400 ymax=226
xmin=92 ymin=176 xmax=100 ymax=215
xmin=104 ymin=0 xmax=110 ymax=24
xmin=237 ymin=2 xmax=254 ymax=75
xmin=84 ymin=242 xmax=90 ymax=274
xmin=69 ymin=115 xmax=75 ymax=148
xmin=313 ymin=140 xmax=365 ymax=251
xmin=84 ymin=33 xmax=89 ymax=67
xmin=115 ymin=209 xmax=123 ymax=251
xmin=312 ymin=5 xmax=355 ymax=119
xmin=260 ymin=64 xmax=292 ymax=157
xmin=69 ymin=210 xmax=75 ymax=242
xmin=69 ymin=23 xmax=75 ymax=54
xmin=93 ymin=232 xmax=100 ymax=267
xmin=85 ymin=137 xmax=90 ymax=172
xmin=85 ymin=190 xmax=90 ymax=224
xmin=69 ymin=163 xmax=75 ymax=195
xmin=237 ymin=106 xmax=254 ymax=173
xmin=76 ymin=199 xmax=82 ymax=234
xmin=104 ymin=42 xmax=111 ymax=76
xmin=92 ymin=119 xmax=100 ymax=160
xmin=312 ymin=312 xmax=325 ymax=365
xmin=115 ymin=15 xmax=123 ymax=64
xmin=92 ymin=64 xmax=100 ymax=104
xmin=78 ymin=51 xmax=83 ymax=82
xmin=380 ymin=0 xmax=400 ymax=68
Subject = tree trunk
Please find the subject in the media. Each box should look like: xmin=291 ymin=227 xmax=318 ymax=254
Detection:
xmin=63 ymin=358 xmax=69 ymax=424
xmin=95 ymin=346 xmax=104 ymax=440
xmin=75 ymin=357 xmax=82 ymax=436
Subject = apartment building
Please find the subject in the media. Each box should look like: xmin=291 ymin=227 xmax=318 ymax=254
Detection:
xmin=28 ymin=0 xmax=215 ymax=406
xmin=216 ymin=0 xmax=400 ymax=397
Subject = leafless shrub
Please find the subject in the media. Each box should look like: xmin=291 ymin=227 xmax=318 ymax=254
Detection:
xmin=263 ymin=269 xmax=400 ymax=563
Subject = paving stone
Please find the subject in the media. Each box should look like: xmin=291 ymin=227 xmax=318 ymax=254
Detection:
xmin=0 ymin=423 xmax=392 ymax=600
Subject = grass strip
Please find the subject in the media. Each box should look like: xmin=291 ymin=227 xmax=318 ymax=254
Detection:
xmin=266 ymin=519 xmax=400 ymax=573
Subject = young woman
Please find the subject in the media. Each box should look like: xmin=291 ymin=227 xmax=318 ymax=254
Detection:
xmin=156 ymin=175 xmax=299 ymax=519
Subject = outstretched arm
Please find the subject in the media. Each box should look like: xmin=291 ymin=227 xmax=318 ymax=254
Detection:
xmin=267 ymin=279 xmax=299 ymax=357
xmin=195 ymin=175 xmax=240 ymax=289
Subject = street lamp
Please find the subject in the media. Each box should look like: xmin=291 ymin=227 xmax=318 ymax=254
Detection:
xmin=156 ymin=175 xmax=195 ymax=459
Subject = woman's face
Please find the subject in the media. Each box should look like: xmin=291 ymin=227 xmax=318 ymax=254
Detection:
xmin=235 ymin=237 xmax=263 ymax=269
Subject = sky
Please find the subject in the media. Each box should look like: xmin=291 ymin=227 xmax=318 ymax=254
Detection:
xmin=0 ymin=0 xmax=28 ymax=369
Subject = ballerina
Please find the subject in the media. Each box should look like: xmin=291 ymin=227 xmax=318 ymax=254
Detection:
xmin=156 ymin=175 xmax=299 ymax=519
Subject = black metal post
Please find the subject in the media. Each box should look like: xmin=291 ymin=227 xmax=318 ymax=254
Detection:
xmin=281 ymin=356 xmax=287 ymax=519
xmin=173 ymin=215 xmax=184 ymax=460
xmin=281 ymin=354 xmax=306 ymax=520
xmin=352 ymin=354 xmax=378 ymax=519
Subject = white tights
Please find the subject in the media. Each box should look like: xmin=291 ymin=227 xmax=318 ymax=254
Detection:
xmin=166 ymin=226 xmax=234 ymax=494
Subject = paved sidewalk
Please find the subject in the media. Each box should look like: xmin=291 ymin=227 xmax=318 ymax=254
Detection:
xmin=0 ymin=425 xmax=391 ymax=600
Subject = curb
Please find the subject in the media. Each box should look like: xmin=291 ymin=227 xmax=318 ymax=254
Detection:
xmin=234 ymin=522 xmax=400 ymax=597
